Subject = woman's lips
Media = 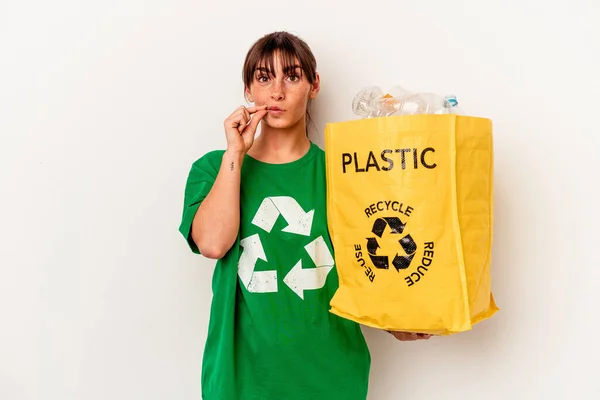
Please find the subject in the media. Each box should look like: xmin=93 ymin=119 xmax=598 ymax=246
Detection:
xmin=267 ymin=106 xmax=284 ymax=114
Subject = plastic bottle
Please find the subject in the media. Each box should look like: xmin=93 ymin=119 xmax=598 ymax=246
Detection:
xmin=395 ymin=93 xmax=453 ymax=116
xmin=352 ymin=86 xmax=413 ymax=118
xmin=352 ymin=86 xmax=465 ymax=118
xmin=444 ymin=95 xmax=464 ymax=115
xmin=352 ymin=86 xmax=385 ymax=118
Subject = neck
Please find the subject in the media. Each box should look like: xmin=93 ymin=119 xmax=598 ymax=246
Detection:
xmin=248 ymin=121 xmax=311 ymax=164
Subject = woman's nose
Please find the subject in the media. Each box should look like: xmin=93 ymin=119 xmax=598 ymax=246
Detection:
xmin=270 ymin=80 xmax=285 ymax=100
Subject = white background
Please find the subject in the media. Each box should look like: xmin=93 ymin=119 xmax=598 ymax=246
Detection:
xmin=1 ymin=1 xmax=599 ymax=399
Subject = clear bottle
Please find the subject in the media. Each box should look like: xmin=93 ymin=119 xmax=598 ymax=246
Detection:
xmin=352 ymin=86 xmax=385 ymax=118
xmin=352 ymin=86 xmax=412 ymax=118
xmin=395 ymin=93 xmax=453 ymax=115
xmin=352 ymin=86 xmax=464 ymax=117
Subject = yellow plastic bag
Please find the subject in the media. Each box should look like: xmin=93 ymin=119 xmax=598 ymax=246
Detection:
xmin=325 ymin=114 xmax=498 ymax=335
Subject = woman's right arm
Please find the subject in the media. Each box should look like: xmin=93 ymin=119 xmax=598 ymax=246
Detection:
xmin=190 ymin=105 xmax=268 ymax=259
xmin=191 ymin=150 xmax=244 ymax=259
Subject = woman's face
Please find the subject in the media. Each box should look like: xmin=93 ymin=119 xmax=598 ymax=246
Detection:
xmin=245 ymin=53 xmax=320 ymax=131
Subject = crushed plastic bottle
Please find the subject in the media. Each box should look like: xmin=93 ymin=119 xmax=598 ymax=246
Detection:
xmin=352 ymin=86 xmax=465 ymax=118
xmin=352 ymin=85 xmax=413 ymax=118
xmin=397 ymin=93 xmax=452 ymax=115
xmin=352 ymin=86 xmax=386 ymax=118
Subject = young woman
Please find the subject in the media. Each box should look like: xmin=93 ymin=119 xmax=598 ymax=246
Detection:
xmin=179 ymin=31 xmax=429 ymax=400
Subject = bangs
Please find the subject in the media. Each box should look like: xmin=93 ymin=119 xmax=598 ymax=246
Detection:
xmin=243 ymin=32 xmax=317 ymax=88
xmin=255 ymin=47 xmax=303 ymax=79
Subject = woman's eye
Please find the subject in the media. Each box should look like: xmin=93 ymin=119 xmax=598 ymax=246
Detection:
xmin=288 ymin=74 xmax=300 ymax=82
xmin=257 ymin=75 xmax=268 ymax=83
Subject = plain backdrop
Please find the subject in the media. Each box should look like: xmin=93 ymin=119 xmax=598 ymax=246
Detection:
xmin=1 ymin=1 xmax=599 ymax=399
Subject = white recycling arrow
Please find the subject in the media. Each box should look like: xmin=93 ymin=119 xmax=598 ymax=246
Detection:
xmin=238 ymin=234 xmax=277 ymax=293
xmin=251 ymin=196 xmax=314 ymax=236
xmin=283 ymin=236 xmax=334 ymax=299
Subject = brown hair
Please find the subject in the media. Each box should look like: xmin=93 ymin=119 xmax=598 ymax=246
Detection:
xmin=242 ymin=32 xmax=318 ymax=135
xmin=242 ymin=31 xmax=317 ymax=90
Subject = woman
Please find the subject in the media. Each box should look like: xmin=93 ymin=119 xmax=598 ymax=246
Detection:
xmin=179 ymin=31 xmax=429 ymax=400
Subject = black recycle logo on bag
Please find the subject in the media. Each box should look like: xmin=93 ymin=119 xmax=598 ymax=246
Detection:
xmin=366 ymin=217 xmax=417 ymax=271
xmin=354 ymin=200 xmax=435 ymax=286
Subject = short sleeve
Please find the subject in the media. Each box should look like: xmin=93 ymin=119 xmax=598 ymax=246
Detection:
xmin=178 ymin=151 xmax=224 ymax=254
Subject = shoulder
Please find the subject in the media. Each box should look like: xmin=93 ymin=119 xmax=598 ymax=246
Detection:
xmin=184 ymin=150 xmax=226 ymax=184
xmin=191 ymin=149 xmax=226 ymax=170
xmin=187 ymin=150 xmax=226 ymax=177
xmin=310 ymin=141 xmax=325 ymax=159
xmin=311 ymin=142 xmax=327 ymax=168
xmin=313 ymin=143 xmax=325 ymax=153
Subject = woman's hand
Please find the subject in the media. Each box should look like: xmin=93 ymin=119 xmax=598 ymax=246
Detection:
xmin=224 ymin=105 xmax=268 ymax=155
xmin=387 ymin=331 xmax=432 ymax=341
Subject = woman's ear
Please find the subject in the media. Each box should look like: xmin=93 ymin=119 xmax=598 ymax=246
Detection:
xmin=245 ymin=87 xmax=254 ymax=103
xmin=309 ymin=73 xmax=321 ymax=99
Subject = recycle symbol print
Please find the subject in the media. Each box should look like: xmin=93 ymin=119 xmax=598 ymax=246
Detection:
xmin=367 ymin=217 xmax=417 ymax=271
xmin=237 ymin=196 xmax=335 ymax=300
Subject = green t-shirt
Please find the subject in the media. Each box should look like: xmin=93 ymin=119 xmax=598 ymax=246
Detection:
xmin=179 ymin=142 xmax=371 ymax=400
